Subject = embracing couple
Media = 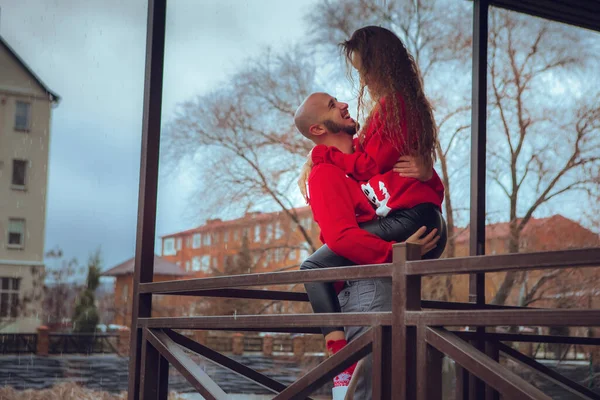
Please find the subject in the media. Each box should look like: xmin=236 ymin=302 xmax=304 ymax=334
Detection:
xmin=294 ymin=26 xmax=448 ymax=399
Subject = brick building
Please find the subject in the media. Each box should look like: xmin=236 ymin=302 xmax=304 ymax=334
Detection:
xmin=102 ymin=255 xmax=189 ymax=326
xmin=449 ymin=215 xmax=600 ymax=305
xmin=160 ymin=207 xmax=319 ymax=277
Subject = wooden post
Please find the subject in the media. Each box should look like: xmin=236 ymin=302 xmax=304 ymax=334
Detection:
xmin=263 ymin=335 xmax=273 ymax=356
xmin=36 ymin=325 xmax=49 ymax=356
xmin=232 ymin=333 xmax=244 ymax=355
xmin=118 ymin=327 xmax=131 ymax=357
xmin=391 ymin=243 xmax=421 ymax=400
xmin=293 ymin=335 xmax=305 ymax=359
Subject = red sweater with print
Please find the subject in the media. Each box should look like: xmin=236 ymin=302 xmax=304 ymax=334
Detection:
xmin=311 ymin=94 xmax=444 ymax=216
xmin=307 ymin=163 xmax=395 ymax=271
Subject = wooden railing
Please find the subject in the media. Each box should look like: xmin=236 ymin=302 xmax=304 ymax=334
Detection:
xmin=130 ymin=244 xmax=600 ymax=399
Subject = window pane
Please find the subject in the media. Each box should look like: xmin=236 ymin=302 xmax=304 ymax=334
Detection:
xmin=11 ymin=278 xmax=19 ymax=291
xmin=10 ymin=294 xmax=19 ymax=318
xmin=12 ymin=160 xmax=27 ymax=186
xmin=0 ymin=293 xmax=8 ymax=317
xmin=14 ymin=101 xmax=30 ymax=130
xmin=163 ymin=238 xmax=175 ymax=255
xmin=8 ymin=219 xmax=25 ymax=246
xmin=1 ymin=279 xmax=7 ymax=290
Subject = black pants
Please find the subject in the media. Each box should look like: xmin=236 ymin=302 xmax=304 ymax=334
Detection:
xmin=300 ymin=203 xmax=447 ymax=335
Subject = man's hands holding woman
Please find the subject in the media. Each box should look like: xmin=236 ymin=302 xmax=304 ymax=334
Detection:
xmin=405 ymin=226 xmax=440 ymax=256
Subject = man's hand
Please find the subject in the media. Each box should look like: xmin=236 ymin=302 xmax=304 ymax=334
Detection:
xmin=405 ymin=226 xmax=440 ymax=256
xmin=393 ymin=155 xmax=433 ymax=181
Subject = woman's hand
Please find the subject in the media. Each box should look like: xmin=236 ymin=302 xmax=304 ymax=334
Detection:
xmin=393 ymin=155 xmax=433 ymax=181
xmin=405 ymin=226 xmax=440 ymax=256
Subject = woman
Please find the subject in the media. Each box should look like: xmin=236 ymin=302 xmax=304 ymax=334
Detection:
xmin=299 ymin=26 xmax=448 ymax=398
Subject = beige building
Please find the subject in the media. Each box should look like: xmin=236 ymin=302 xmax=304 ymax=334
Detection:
xmin=0 ymin=35 xmax=59 ymax=332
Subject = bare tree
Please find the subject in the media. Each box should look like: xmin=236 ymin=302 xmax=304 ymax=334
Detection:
xmin=487 ymin=10 xmax=600 ymax=305
xmin=163 ymin=46 xmax=319 ymax=253
xmin=43 ymin=247 xmax=80 ymax=328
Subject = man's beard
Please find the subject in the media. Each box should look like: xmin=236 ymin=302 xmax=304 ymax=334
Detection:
xmin=322 ymin=119 xmax=359 ymax=136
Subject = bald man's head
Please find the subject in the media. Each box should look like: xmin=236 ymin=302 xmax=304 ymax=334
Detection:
xmin=294 ymin=92 xmax=328 ymax=138
xmin=294 ymin=93 xmax=357 ymax=142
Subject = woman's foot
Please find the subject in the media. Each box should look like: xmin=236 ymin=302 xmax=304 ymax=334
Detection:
xmin=327 ymin=339 xmax=358 ymax=396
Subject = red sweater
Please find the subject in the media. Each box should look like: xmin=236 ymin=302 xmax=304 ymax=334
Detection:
xmin=311 ymin=94 xmax=444 ymax=216
xmin=307 ymin=163 xmax=395 ymax=269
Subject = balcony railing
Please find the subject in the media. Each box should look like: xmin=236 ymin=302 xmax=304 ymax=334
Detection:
xmin=129 ymin=244 xmax=600 ymax=399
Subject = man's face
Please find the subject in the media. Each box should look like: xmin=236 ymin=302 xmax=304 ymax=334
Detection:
xmin=320 ymin=95 xmax=358 ymax=136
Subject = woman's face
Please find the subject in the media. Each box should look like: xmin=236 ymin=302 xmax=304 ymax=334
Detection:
xmin=351 ymin=51 xmax=368 ymax=86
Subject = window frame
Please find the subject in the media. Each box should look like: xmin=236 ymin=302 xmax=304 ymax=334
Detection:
xmin=163 ymin=238 xmax=176 ymax=256
xmin=14 ymin=101 xmax=31 ymax=132
xmin=7 ymin=218 xmax=25 ymax=249
xmin=11 ymin=159 xmax=28 ymax=190
xmin=0 ymin=277 xmax=20 ymax=319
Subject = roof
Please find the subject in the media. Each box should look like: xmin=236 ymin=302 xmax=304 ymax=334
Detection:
xmin=102 ymin=255 xmax=188 ymax=277
xmin=161 ymin=206 xmax=313 ymax=238
xmin=488 ymin=0 xmax=600 ymax=33
xmin=454 ymin=215 xmax=595 ymax=244
xmin=0 ymin=34 xmax=60 ymax=103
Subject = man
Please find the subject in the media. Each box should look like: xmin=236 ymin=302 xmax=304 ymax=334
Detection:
xmin=294 ymin=92 xmax=445 ymax=399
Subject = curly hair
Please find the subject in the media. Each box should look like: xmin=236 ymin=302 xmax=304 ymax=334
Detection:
xmin=341 ymin=26 xmax=437 ymax=163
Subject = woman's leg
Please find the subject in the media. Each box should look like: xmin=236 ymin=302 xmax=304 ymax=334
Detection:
xmin=358 ymin=203 xmax=447 ymax=259
xmin=300 ymin=245 xmax=353 ymax=341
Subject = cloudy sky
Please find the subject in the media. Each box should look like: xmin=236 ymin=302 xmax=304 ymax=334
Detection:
xmin=0 ymin=0 xmax=319 ymax=273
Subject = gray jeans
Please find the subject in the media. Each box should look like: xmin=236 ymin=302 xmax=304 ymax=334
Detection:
xmin=338 ymin=278 xmax=392 ymax=400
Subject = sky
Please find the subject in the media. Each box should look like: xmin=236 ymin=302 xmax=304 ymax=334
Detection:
xmin=0 ymin=0 xmax=319 ymax=275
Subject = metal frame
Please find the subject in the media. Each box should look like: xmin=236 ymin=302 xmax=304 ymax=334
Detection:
xmin=128 ymin=0 xmax=600 ymax=398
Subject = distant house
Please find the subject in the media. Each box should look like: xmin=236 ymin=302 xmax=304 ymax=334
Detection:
xmin=0 ymin=35 xmax=60 ymax=333
xmin=159 ymin=207 xmax=318 ymax=277
xmin=102 ymin=255 xmax=189 ymax=327
xmin=449 ymin=215 xmax=600 ymax=304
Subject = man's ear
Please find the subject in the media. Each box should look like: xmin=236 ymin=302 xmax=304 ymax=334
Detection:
xmin=309 ymin=124 xmax=326 ymax=137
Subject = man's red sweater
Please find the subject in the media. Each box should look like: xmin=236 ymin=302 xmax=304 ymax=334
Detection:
xmin=307 ymin=163 xmax=395 ymax=271
xmin=311 ymin=93 xmax=444 ymax=216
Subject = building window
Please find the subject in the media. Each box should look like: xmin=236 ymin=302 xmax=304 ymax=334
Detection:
xmin=185 ymin=261 xmax=190 ymax=271
xmin=275 ymin=221 xmax=284 ymax=239
xmin=254 ymin=225 xmax=261 ymax=242
xmin=212 ymin=233 xmax=218 ymax=245
xmin=186 ymin=237 xmax=191 ymax=248
xmin=203 ymin=234 xmax=211 ymax=246
xmin=163 ymin=238 xmax=175 ymax=255
xmin=302 ymin=217 xmax=312 ymax=230
xmin=193 ymin=233 xmax=201 ymax=248
xmin=201 ymin=255 xmax=211 ymax=271
xmin=211 ymin=256 xmax=218 ymax=269
xmin=266 ymin=224 xmax=273 ymax=241
xmin=122 ymin=284 xmax=129 ymax=302
xmin=233 ymin=229 xmax=239 ymax=242
xmin=176 ymin=238 xmax=182 ymax=251
xmin=192 ymin=256 xmax=201 ymax=271
xmin=299 ymin=249 xmax=310 ymax=261
xmin=223 ymin=231 xmax=229 ymax=243
xmin=289 ymin=249 xmax=296 ymax=260
xmin=14 ymin=101 xmax=31 ymax=131
xmin=7 ymin=219 xmax=25 ymax=248
xmin=11 ymin=160 xmax=27 ymax=189
xmin=0 ymin=278 xmax=20 ymax=319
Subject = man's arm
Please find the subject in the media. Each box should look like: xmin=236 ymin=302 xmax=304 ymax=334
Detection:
xmin=309 ymin=164 xmax=395 ymax=265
